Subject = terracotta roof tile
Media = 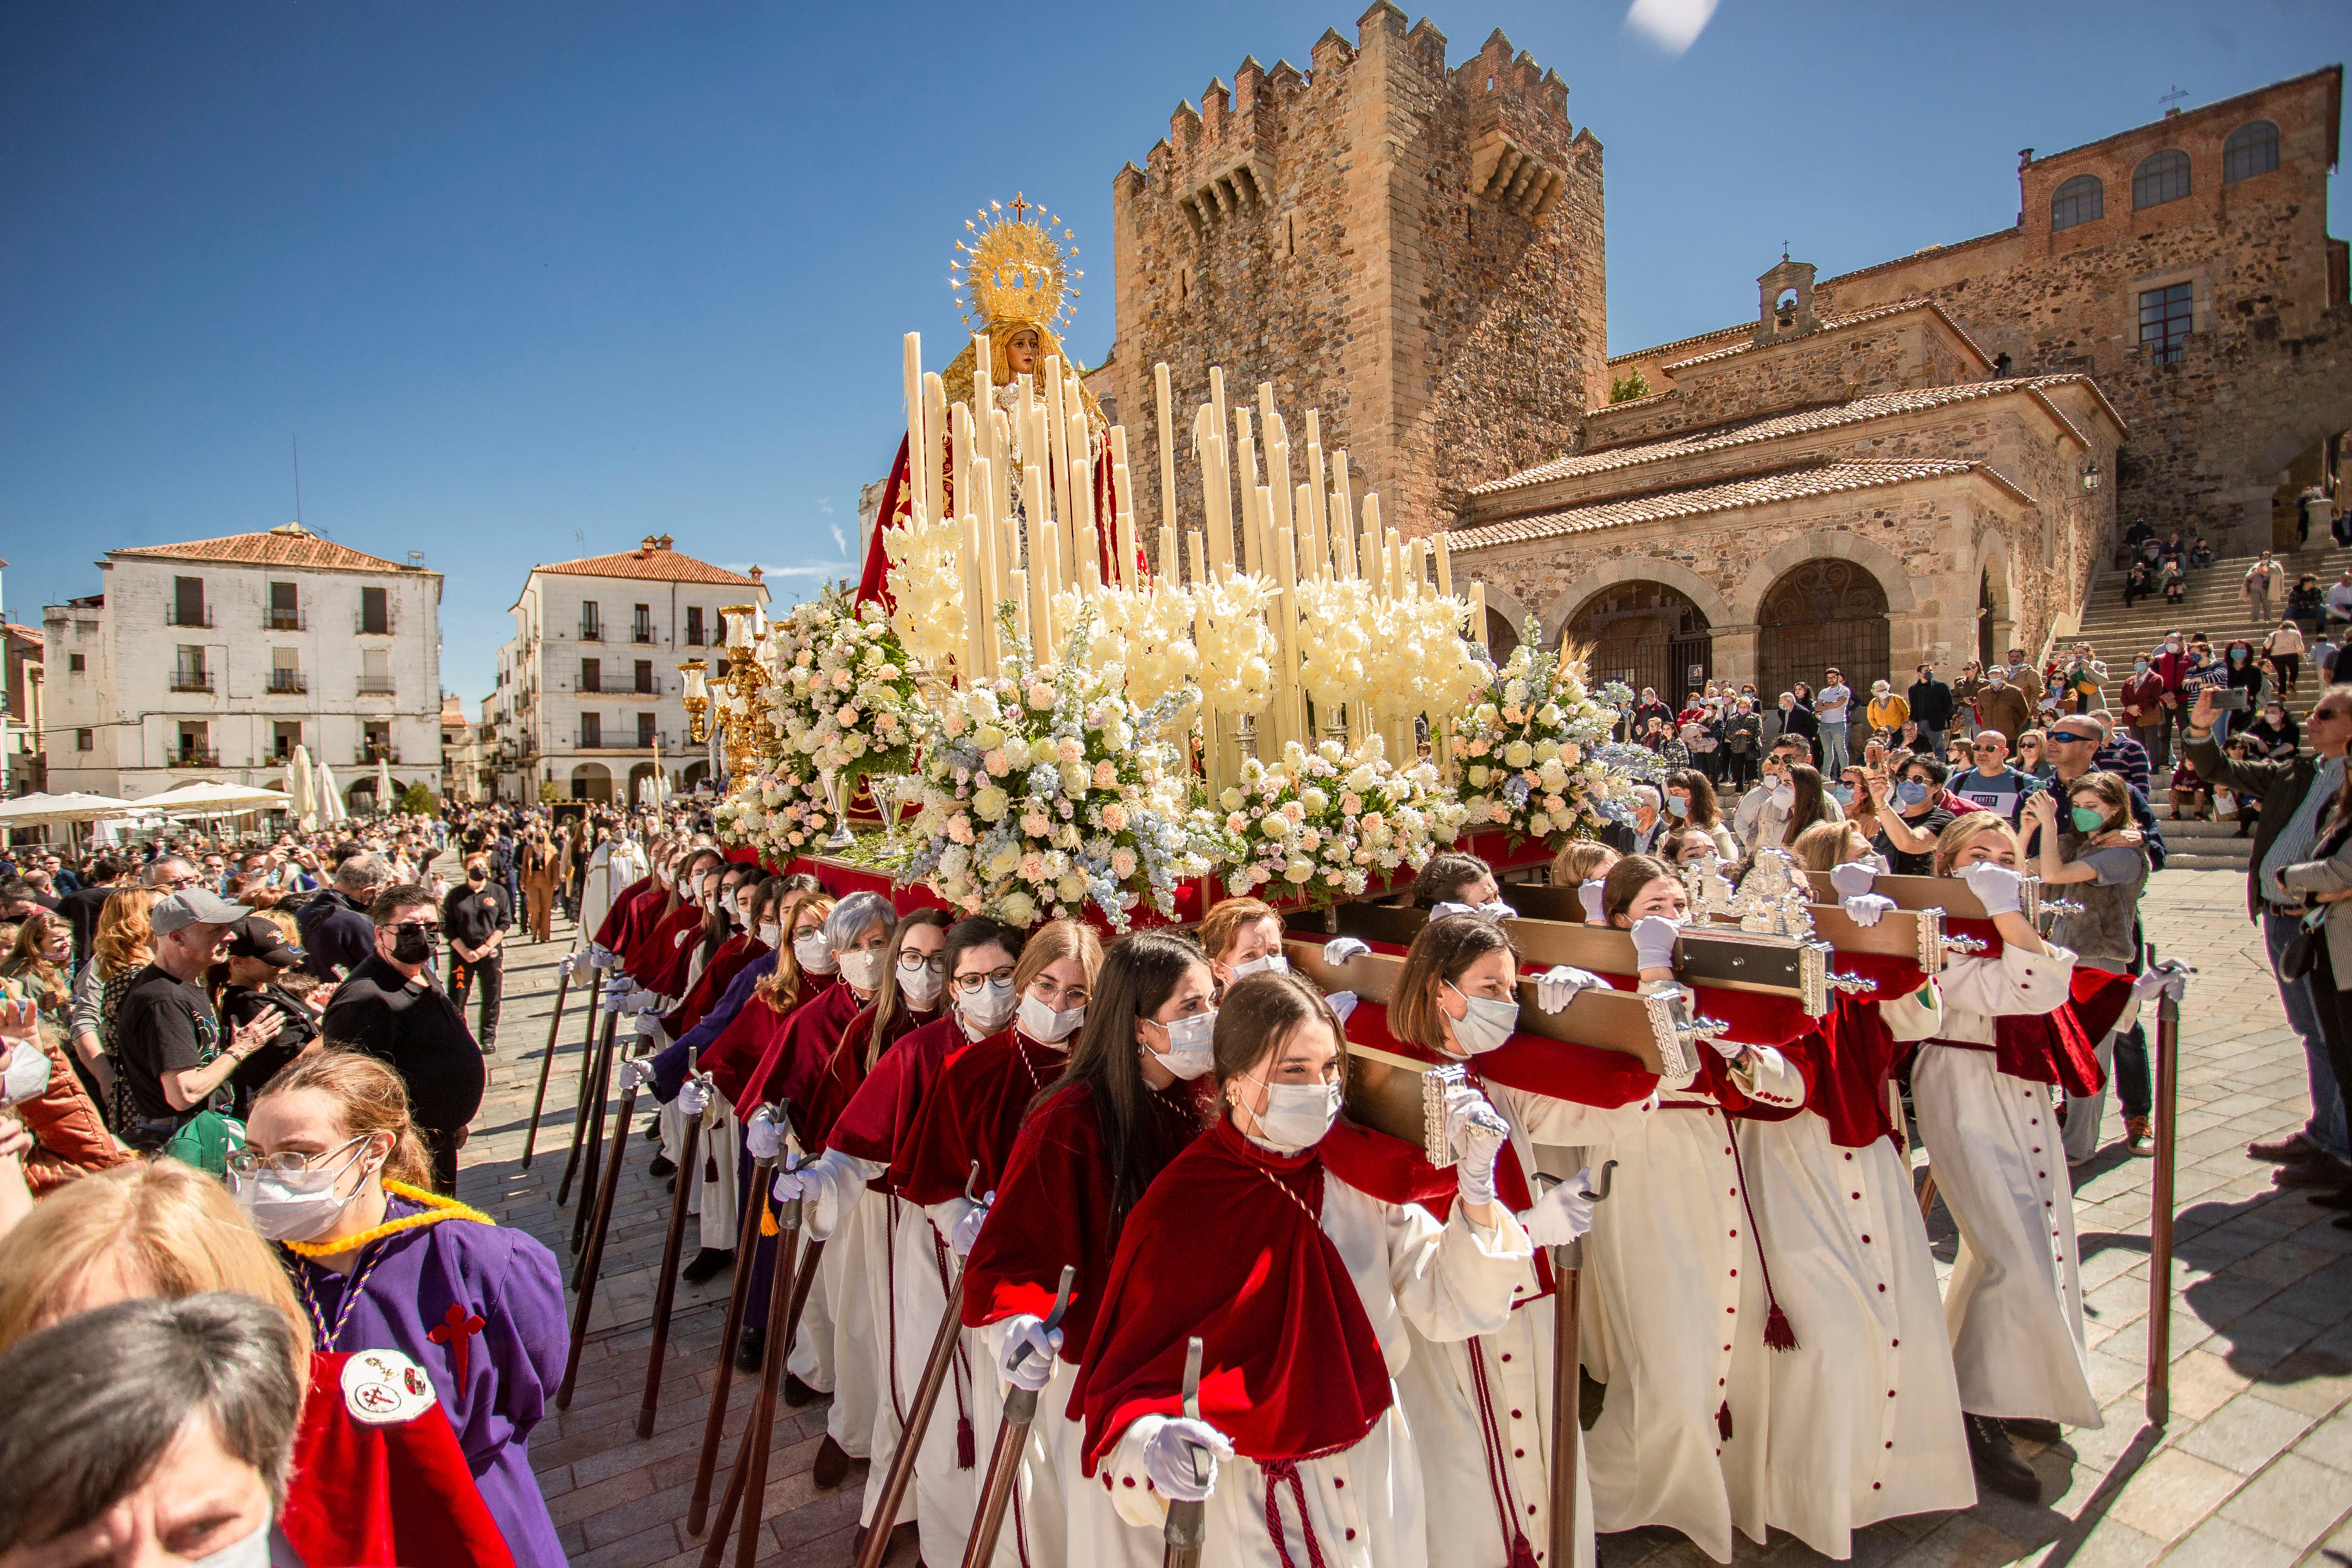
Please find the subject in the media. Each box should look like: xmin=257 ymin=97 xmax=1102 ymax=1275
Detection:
xmin=534 ymin=544 xmax=759 ymax=588
xmin=1449 ymin=459 xmax=2006 ymax=551
xmin=1473 ymin=374 xmax=2103 ymax=498
xmin=1660 ymin=299 xmax=1961 ymax=371
xmin=109 ymin=524 xmax=426 ymax=574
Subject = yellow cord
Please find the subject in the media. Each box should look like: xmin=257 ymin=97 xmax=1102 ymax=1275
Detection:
xmin=282 ymin=1178 xmax=493 ymax=1259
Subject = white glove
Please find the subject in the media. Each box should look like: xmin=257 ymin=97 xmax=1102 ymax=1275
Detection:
xmin=678 ymin=1075 xmax=712 ymax=1118
xmin=1430 ymin=901 xmax=1481 ymax=922
xmin=744 ymin=1107 xmax=786 ymax=1162
xmin=1577 ymin=879 xmax=1607 ymax=924
xmin=1324 ymin=990 xmax=1358 ymax=1024
xmin=589 ymin=945 xmax=617 ymax=969
xmin=618 ymin=1057 xmax=657 ymax=1092
xmin=952 ymin=1191 xmax=995 ymax=1257
xmin=1522 ymin=1168 xmax=1597 ymax=1248
xmin=1141 ymin=1416 xmax=1232 ymax=1504
xmin=1536 ymin=965 xmax=1605 ymax=1014
xmin=621 ymin=990 xmax=663 ymax=1016
xmin=998 ymin=1314 xmax=1062 ymax=1393
xmin=1322 ymin=937 xmax=1370 ymax=964
xmin=1959 ymin=861 xmax=2025 ymax=916
xmin=1828 ymin=861 xmax=1877 ymax=898
xmin=634 ymin=1013 xmax=671 ymax=1050
xmin=1444 ymin=1085 xmax=1509 ymax=1207
xmin=1629 ymin=915 xmax=1680 ymax=970
xmin=558 ymin=952 xmax=578 ymax=978
xmin=2134 ymin=957 xmax=2192 ymax=1003
xmin=1706 ymin=1033 xmax=1751 ymax=1062
xmin=1840 ymin=893 xmax=1897 ymax=928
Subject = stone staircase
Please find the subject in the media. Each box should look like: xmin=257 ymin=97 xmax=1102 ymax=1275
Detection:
xmin=2150 ymin=805 xmax=2253 ymax=873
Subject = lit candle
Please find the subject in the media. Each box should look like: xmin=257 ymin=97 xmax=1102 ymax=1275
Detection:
xmin=1155 ymin=361 xmax=1178 ymax=540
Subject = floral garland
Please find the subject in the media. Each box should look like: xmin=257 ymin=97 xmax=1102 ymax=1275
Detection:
xmin=1452 ymin=626 xmax=1643 ymax=846
xmin=1209 ymin=735 xmax=1467 ymax=905
xmin=900 ymin=603 xmax=1215 ymax=931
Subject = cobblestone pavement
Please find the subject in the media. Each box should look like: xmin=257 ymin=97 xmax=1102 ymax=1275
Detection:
xmin=459 ymin=869 xmax=2352 ymax=1568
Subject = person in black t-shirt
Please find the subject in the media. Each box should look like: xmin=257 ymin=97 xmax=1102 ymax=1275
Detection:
xmin=321 ymin=882 xmax=484 ymax=1193
xmin=214 ymin=913 xmax=322 ymax=1106
xmin=441 ymin=858 xmax=509 ymax=1054
xmin=1865 ymin=753 xmax=1959 ymax=876
xmin=113 ymin=891 xmax=284 ymax=1145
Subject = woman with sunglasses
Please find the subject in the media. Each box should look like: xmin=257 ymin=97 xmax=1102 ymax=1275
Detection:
xmin=238 ymin=1049 xmax=569 ymax=1567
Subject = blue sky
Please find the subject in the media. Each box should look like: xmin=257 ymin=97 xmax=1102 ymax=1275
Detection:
xmin=4 ymin=1 xmax=2344 ymax=701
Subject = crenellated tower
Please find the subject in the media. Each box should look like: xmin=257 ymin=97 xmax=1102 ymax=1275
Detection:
xmin=1097 ymin=3 xmax=1605 ymax=547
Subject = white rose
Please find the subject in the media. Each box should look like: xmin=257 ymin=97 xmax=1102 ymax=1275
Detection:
xmin=999 ymin=891 xmax=1038 ymax=927
xmin=1504 ymin=741 xmax=1534 ymax=769
xmin=1467 ymin=766 xmax=1491 ymax=788
xmin=1057 ymin=871 xmax=1090 ymax=903
xmin=971 ymin=786 xmax=1010 ymax=822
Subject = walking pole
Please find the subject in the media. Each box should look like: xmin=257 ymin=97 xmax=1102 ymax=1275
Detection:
xmin=570 ymin=1005 xmax=625 ymax=1252
xmin=557 ymin=985 xmax=618 ymax=1207
xmin=708 ymin=1154 xmax=805 ymax=1568
xmin=1161 ymin=1336 xmax=1207 ymax=1568
xmin=695 ymin=1235 xmax=828 ymax=1552
xmin=557 ymin=1036 xmax=649 ymax=1405
xmin=2146 ymin=960 xmax=2182 ymax=1427
xmin=686 ymin=1119 xmax=777 ymax=1538
xmin=1547 ymin=1162 xmax=1616 ymax=1568
xmin=637 ymin=1071 xmax=708 ymax=1439
xmin=961 ymin=1266 xmax=1076 ymax=1568
xmin=520 ymin=953 xmax=575 ymax=1170
xmin=854 ymin=1162 xmax=981 ymax=1568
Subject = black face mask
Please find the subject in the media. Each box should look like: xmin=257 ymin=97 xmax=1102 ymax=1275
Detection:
xmin=391 ymin=928 xmax=435 ymax=965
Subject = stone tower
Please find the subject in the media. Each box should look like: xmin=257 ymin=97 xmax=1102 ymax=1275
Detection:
xmin=1098 ymin=4 xmax=1605 ymax=549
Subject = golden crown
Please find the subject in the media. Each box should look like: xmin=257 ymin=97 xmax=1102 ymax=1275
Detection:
xmin=949 ymin=193 xmax=1081 ymax=334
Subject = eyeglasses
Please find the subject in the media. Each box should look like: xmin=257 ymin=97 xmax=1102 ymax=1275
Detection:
xmin=1028 ymin=976 xmax=1090 ymax=1009
xmin=1972 ymin=742 xmax=2004 ymax=752
xmin=2312 ymin=709 xmax=2352 ymax=725
xmin=899 ymin=952 xmax=949 ymax=975
xmin=226 ymin=1134 xmax=369 ymax=1179
xmin=388 ymin=919 xmax=441 ymax=937
xmin=2047 ymin=732 xmax=2098 ymax=745
xmin=951 ymin=965 xmax=1017 ymax=994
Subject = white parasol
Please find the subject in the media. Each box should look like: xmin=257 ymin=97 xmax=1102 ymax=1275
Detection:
xmin=376 ymin=755 xmax=394 ymax=816
xmin=289 ymin=745 xmax=316 ymax=830
xmin=316 ymin=761 xmax=347 ymax=827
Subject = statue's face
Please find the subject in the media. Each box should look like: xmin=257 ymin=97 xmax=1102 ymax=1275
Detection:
xmin=1003 ymin=329 xmax=1039 ymax=377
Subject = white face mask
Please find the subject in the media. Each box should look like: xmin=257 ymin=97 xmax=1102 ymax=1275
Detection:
xmin=1446 ymin=982 xmax=1519 ymax=1056
xmin=1017 ymin=990 xmax=1085 ymax=1044
xmin=838 ymin=946 xmax=888 ymax=994
xmin=2 ymin=1039 xmax=53 ymax=1107
xmin=793 ymin=931 xmax=836 ymax=974
xmin=1230 ymin=952 xmax=1288 ymax=980
xmin=189 ymin=1517 xmax=273 ymax=1568
xmin=1476 ymin=898 xmax=1515 ymax=922
xmin=1237 ymin=1074 xmax=1341 ymax=1152
xmin=1142 ymin=1008 xmax=1218 ymax=1080
xmin=757 ymin=921 xmax=781 ymax=948
xmin=957 ymin=977 xmax=1017 ymax=1035
xmin=231 ymin=1140 xmax=378 ymax=1243
xmin=898 ymin=959 xmax=945 ymax=1010
xmin=1770 ymin=785 xmax=1795 ymax=810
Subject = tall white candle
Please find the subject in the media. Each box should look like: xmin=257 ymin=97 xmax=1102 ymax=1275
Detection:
xmin=902 ymin=334 xmax=925 ymax=514
xmin=1155 ymin=361 xmax=1178 ymax=540
xmin=1470 ymin=581 xmax=1489 ymax=650
xmin=1234 ymin=410 xmax=1260 ymax=577
xmin=1294 ymin=485 xmax=1317 ymax=581
xmin=1330 ymin=450 xmax=1357 ymax=578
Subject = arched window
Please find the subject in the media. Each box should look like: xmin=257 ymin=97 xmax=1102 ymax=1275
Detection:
xmin=2050 ymin=174 xmax=2104 ymax=231
xmin=2223 ymin=120 xmax=2280 ymax=183
xmin=2133 ymin=149 xmax=2191 ymax=210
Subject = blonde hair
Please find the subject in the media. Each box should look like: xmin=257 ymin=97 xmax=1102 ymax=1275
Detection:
xmin=94 ymin=887 xmax=161 ymax=980
xmin=1932 ymin=812 xmax=2020 ymax=877
xmin=1196 ymin=898 xmax=1280 ymax=963
xmin=753 ymin=891 xmax=837 ymax=1013
xmin=1789 ymin=819 xmax=1872 ymax=874
xmin=1548 ymin=839 xmax=1617 ymax=888
xmin=0 ymin=1161 xmax=309 ymax=1387
xmin=1011 ymin=919 xmax=1105 ymax=997
xmin=253 ymin=1050 xmax=436 ymax=1190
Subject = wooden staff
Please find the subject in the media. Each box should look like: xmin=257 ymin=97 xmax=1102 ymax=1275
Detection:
xmin=557 ymin=1035 xmax=648 ymax=1406
xmin=698 ymin=1235 xmax=828 ymax=1554
xmin=960 ymin=1266 xmax=1075 ymax=1568
xmin=635 ymin=1073 xmax=708 ymax=1439
xmin=702 ymin=1155 xmax=808 ymax=1568
xmin=520 ymin=954 xmax=574 ymax=1170
xmin=1548 ymin=1162 xmax=1615 ymax=1568
xmin=554 ymin=975 xmax=614 ymax=1203
xmin=686 ymin=1133 xmax=779 ymax=1538
xmin=853 ymin=1162 xmax=980 ymax=1568
xmin=1161 ymin=1335 xmax=1207 ymax=1568
xmin=565 ymin=1005 xmax=622 ymax=1246
xmin=2146 ymin=955 xmax=2180 ymax=1427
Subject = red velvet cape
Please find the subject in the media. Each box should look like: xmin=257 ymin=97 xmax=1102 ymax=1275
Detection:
xmin=699 ymin=969 xmax=837 ymax=1110
xmin=738 ymin=978 xmax=869 ymax=1128
xmin=892 ymin=1027 xmax=1068 ymax=1206
xmin=281 ymin=1351 xmax=517 ymax=1568
xmin=826 ymin=1012 xmax=974 ymax=1178
xmin=803 ymin=1000 xmax=940 ymax=1151
xmin=1074 ymin=1115 xmax=1394 ymax=1471
xmin=1778 ymin=997 xmax=1905 ymax=1148
xmin=1935 ymin=922 xmax=2119 ymax=1096
xmin=593 ymin=875 xmax=658 ymax=952
xmin=635 ymin=905 xmax=715 ymax=999
xmin=613 ymin=884 xmax=678 ymax=971
xmin=662 ymin=931 xmax=765 ymax=1041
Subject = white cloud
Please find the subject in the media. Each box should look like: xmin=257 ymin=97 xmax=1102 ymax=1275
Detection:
xmin=828 ymin=522 xmax=848 ymax=554
xmin=816 ymin=497 xmax=835 ymax=514
xmin=1624 ymin=0 xmax=1719 ymax=56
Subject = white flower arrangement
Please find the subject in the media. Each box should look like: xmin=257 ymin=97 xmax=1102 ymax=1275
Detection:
xmin=1450 ymin=626 xmax=1637 ymax=846
xmin=1208 ymin=734 xmax=1468 ymax=906
xmin=882 ymin=510 xmax=969 ymax=671
xmin=711 ymin=766 xmax=834 ymax=856
xmin=1190 ymin=571 xmax=1280 ymax=718
xmin=899 ymin=603 xmax=1215 ymax=931
xmin=1049 ymin=580 xmax=1202 ymax=718
xmin=766 ymin=587 xmax=921 ymax=821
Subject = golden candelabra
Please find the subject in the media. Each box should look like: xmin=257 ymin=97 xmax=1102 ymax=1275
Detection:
xmin=679 ymin=659 xmax=711 ymax=744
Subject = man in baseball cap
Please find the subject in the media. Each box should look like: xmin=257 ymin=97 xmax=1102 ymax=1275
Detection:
xmin=225 ymin=913 xmax=304 ymax=968
xmin=148 ymin=888 xmax=252 ymax=941
xmin=113 ymin=890 xmax=281 ymax=1148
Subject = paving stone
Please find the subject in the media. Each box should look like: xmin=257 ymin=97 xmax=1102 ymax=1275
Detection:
xmin=2172 ymin=1390 xmax=2315 ymax=1473
xmin=2216 ymin=1450 xmax=2352 ymax=1549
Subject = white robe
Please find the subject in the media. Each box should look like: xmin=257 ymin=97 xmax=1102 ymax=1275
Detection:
xmin=1397 ymin=1078 xmax=1654 ymax=1568
xmin=1580 ymin=1050 xmax=1806 ymax=1564
xmin=1905 ymin=941 xmax=2103 ymax=1428
xmin=1734 ymin=1113 xmax=1975 ymax=1558
xmin=853 ymin=1195 xmax=980 ymax=1559
xmin=1098 ymin=1170 xmax=1534 ymax=1568
xmin=817 ymin=1181 xmax=891 ymax=1461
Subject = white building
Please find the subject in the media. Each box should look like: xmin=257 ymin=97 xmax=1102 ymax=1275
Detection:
xmin=41 ymin=523 xmax=443 ymax=811
xmin=493 ymin=535 xmax=767 ymax=804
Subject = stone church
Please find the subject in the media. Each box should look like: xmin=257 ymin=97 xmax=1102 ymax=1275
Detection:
xmin=1088 ymin=3 xmax=2348 ymax=693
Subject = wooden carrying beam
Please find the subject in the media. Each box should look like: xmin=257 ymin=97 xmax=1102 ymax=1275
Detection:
xmin=1798 ymin=870 xmax=2036 ymax=923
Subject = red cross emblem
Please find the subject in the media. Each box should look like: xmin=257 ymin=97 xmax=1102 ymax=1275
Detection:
xmin=354 ymin=1382 xmax=401 ymax=1415
xmin=427 ymin=1302 xmax=486 ymax=1383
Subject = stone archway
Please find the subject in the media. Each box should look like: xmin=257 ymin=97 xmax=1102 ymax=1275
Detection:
xmin=570 ymin=762 xmax=612 ymax=804
xmin=1563 ymin=581 xmax=1715 ymax=701
xmin=1757 ymin=559 xmax=1892 ymax=703
xmin=682 ymin=760 xmax=710 ymax=793
xmin=1541 ymin=556 xmax=1733 ymax=649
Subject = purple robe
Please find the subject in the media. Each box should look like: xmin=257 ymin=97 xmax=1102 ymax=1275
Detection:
xmin=291 ymin=1197 xmax=570 ymax=1568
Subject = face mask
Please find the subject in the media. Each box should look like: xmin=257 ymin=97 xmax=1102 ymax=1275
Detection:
xmin=1142 ymin=1009 xmax=1218 ymax=1080
xmin=1476 ymin=899 xmax=1515 ymax=922
xmin=1665 ymin=796 xmax=1688 ymax=818
xmin=232 ymin=1141 xmax=377 ymax=1243
xmin=390 ymin=927 xmax=435 ymax=965
xmin=757 ymin=921 xmax=781 ymax=948
xmin=793 ymin=931 xmax=836 ymax=973
xmin=1231 ymin=952 xmax=1289 ymax=980
xmin=2134 ymin=662 xmax=2150 ymax=675
xmin=839 ymin=947 xmax=888 ymax=994
xmin=1896 ymin=781 xmax=1931 ymax=806
xmin=1831 ymin=784 xmax=1856 ymax=807
xmin=1238 ymin=1074 xmax=1341 ymax=1152
xmin=958 ymin=977 xmax=1017 ymax=1035
xmin=1017 ymin=990 xmax=1085 ymax=1044
xmin=189 ymin=1517 xmax=273 ymax=1568
xmin=899 ymin=960 xmax=945 ymax=1010
xmin=2 ymin=1039 xmax=53 ymax=1106
xmin=2166 ymin=639 xmax=2180 ymax=650
xmin=2070 ymin=805 xmax=2105 ymax=833
xmin=1446 ymin=982 xmax=1520 ymax=1056
xmin=2232 ymin=650 xmax=2247 ymax=662
xmin=1770 ymin=785 xmax=1795 ymax=810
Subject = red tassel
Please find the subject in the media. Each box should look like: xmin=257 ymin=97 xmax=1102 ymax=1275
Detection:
xmin=1763 ymin=1303 xmax=1798 ymax=1351
xmin=1716 ymin=1400 xmax=1733 ymax=1442
xmin=1507 ymin=1535 xmax=1539 ymax=1568
xmin=958 ymin=1416 xmax=976 ymax=1470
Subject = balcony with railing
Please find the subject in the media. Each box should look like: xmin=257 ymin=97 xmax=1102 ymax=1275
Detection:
xmin=166 ymin=607 xmax=214 ymax=628
xmin=169 ymin=669 xmax=214 ymax=693
xmin=265 ymin=609 xmax=306 ymax=631
xmin=266 ymin=670 xmax=308 ymax=695
xmin=357 ymin=744 xmax=399 ymax=765
xmin=357 ymin=675 xmax=395 ymax=695
xmin=579 ymin=616 xmax=603 ymax=642
xmin=169 ymin=748 xmax=222 ymax=768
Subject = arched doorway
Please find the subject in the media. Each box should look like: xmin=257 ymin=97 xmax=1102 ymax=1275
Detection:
xmin=1758 ymin=559 xmax=1890 ymax=703
xmin=570 ymin=762 xmax=612 ymax=804
xmin=1564 ymin=582 xmax=1713 ymax=701
xmin=627 ymin=762 xmax=660 ymax=808
xmin=1484 ymin=606 xmax=1522 ymax=662
xmin=682 ymin=760 xmax=710 ymax=793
